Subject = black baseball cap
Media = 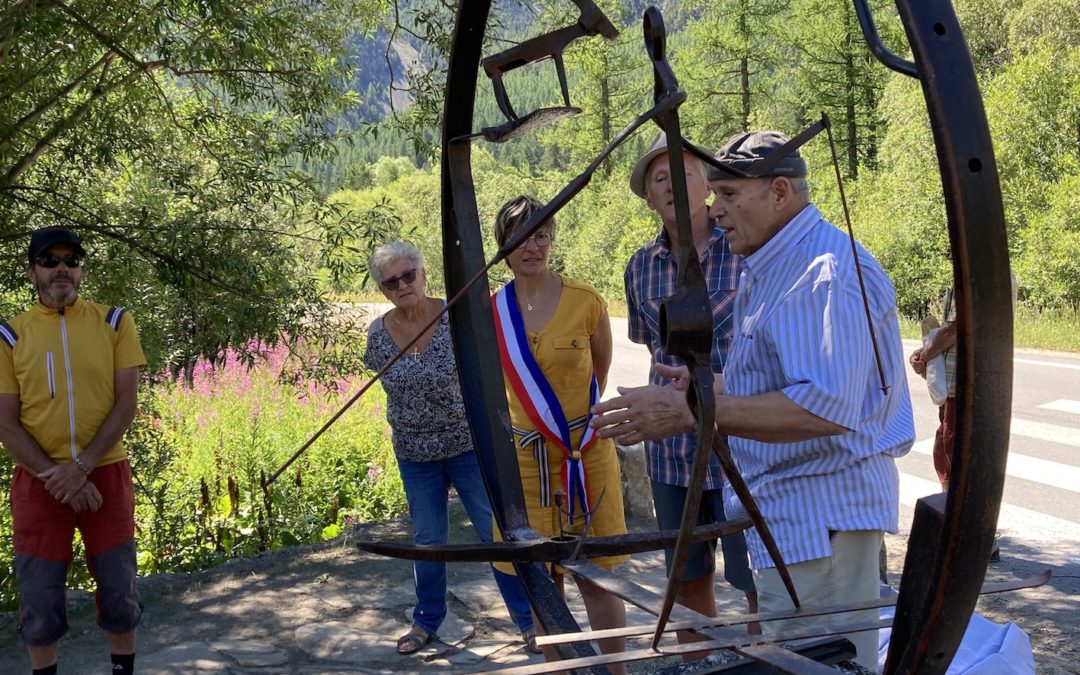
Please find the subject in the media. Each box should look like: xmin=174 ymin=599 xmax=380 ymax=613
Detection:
xmin=28 ymin=227 xmax=87 ymax=265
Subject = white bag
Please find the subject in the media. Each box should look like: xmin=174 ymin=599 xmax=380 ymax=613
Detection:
xmin=924 ymin=327 xmax=949 ymax=406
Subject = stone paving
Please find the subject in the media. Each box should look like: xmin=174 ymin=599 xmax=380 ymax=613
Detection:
xmin=129 ymin=545 xmax=755 ymax=674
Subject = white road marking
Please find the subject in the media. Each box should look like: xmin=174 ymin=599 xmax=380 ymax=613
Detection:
xmin=1038 ymin=399 xmax=1080 ymax=415
xmin=898 ymin=472 xmax=1080 ymax=545
xmin=1009 ymin=417 xmax=1080 ymax=448
xmin=909 ymin=437 xmax=1080 ymax=494
xmin=1014 ymin=357 xmax=1080 ymax=371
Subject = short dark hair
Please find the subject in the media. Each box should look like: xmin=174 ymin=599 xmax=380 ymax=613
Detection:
xmin=494 ymin=195 xmax=556 ymax=248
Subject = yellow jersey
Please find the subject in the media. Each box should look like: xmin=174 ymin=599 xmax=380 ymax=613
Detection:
xmin=0 ymin=298 xmax=146 ymax=465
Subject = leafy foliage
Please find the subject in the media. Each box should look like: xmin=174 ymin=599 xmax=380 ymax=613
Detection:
xmin=3 ymin=0 xmax=1080 ymax=609
xmin=0 ymin=0 xmax=387 ymax=378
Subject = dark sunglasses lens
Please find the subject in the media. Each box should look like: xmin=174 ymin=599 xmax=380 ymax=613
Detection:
xmin=37 ymin=255 xmax=83 ymax=269
xmin=381 ymin=269 xmax=417 ymax=291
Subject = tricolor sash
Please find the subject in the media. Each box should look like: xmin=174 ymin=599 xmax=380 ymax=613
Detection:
xmin=493 ymin=282 xmax=600 ymax=523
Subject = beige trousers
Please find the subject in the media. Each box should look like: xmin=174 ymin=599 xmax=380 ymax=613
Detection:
xmin=753 ymin=530 xmax=883 ymax=672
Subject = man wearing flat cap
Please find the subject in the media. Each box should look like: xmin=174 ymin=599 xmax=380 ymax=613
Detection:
xmin=596 ymin=131 xmax=914 ymax=670
xmin=0 ymin=227 xmax=144 ymax=675
xmin=623 ymin=132 xmax=758 ymax=654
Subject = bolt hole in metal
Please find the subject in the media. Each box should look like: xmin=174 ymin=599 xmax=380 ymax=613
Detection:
xmin=933 ymin=21 xmax=947 ymax=35
xmin=969 ymin=157 xmax=983 ymax=173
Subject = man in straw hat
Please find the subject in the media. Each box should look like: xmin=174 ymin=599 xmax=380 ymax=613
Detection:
xmin=622 ymin=133 xmax=758 ymax=656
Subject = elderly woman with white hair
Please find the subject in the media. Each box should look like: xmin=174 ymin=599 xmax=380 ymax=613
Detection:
xmin=362 ymin=241 xmax=539 ymax=656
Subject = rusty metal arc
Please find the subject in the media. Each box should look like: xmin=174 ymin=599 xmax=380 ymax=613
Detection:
xmin=437 ymin=1 xmax=1014 ymax=673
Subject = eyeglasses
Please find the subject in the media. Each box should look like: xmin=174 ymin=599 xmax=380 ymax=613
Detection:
xmin=380 ymin=268 xmax=418 ymax=291
xmin=35 ymin=254 xmax=85 ymax=269
xmin=517 ymin=232 xmax=553 ymax=249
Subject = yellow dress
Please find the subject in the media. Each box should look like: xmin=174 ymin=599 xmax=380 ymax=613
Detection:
xmin=495 ymin=276 xmax=628 ymax=573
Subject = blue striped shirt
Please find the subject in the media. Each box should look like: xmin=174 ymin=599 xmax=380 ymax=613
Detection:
xmin=724 ymin=204 xmax=914 ymax=568
xmin=624 ymin=220 xmax=740 ymax=489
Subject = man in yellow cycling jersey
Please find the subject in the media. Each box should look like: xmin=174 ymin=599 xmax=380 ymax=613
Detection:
xmin=0 ymin=227 xmax=145 ymax=675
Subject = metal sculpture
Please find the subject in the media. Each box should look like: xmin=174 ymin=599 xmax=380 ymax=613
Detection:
xmin=339 ymin=0 xmax=1042 ymax=671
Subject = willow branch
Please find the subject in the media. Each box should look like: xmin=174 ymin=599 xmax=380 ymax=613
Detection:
xmin=0 ymin=60 xmax=146 ymax=186
xmin=0 ymin=185 xmax=277 ymax=302
xmin=0 ymin=52 xmax=114 ymax=153
xmin=0 ymin=0 xmax=59 ymax=65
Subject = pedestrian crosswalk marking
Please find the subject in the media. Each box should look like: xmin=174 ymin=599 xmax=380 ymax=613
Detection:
xmin=898 ymin=472 xmax=1080 ymax=543
xmin=1014 ymin=357 xmax=1080 ymax=371
xmin=1010 ymin=417 xmax=1080 ymax=448
xmin=909 ymin=434 xmax=1080 ymax=494
xmin=1038 ymin=399 xmax=1080 ymax=416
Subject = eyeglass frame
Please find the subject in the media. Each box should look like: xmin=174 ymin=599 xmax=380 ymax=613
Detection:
xmin=380 ymin=267 xmax=419 ymax=291
xmin=516 ymin=231 xmax=554 ymax=249
xmin=34 ymin=254 xmax=86 ymax=269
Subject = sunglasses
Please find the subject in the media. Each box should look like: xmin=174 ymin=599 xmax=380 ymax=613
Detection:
xmin=380 ymin=268 xmax=418 ymax=291
xmin=35 ymin=254 xmax=85 ymax=269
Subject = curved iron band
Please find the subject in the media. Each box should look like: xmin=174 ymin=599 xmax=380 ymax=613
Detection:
xmin=441 ymin=2 xmax=612 ymax=666
xmin=852 ymin=1 xmax=1012 ymax=672
xmin=853 ymin=0 xmax=918 ymax=77
xmin=356 ymin=517 xmax=752 ymax=563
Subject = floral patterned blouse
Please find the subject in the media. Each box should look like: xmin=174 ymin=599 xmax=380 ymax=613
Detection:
xmin=363 ymin=305 xmax=473 ymax=463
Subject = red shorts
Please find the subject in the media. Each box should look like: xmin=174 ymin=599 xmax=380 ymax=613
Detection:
xmin=11 ymin=459 xmax=140 ymax=644
xmin=12 ymin=459 xmax=135 ymax=561
xmin=932 ymin=398 xmax=957 ymax=487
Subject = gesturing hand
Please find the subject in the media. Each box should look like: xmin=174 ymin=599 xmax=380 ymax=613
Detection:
xmin=589 ymin=384 xmax=696 ymax=446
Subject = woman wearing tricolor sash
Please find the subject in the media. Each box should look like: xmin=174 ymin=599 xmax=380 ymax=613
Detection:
xmin=492 ymin=196 xmax=629 ymax=671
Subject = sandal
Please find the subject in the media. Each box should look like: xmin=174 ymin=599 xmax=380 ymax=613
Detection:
xmin=522 ymin=626 xmax=543 ymax=654
xmin=397 ymin=625 xmax=436 ymax=655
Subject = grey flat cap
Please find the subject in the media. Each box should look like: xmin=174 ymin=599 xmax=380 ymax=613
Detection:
xmin=710 ymin=131 xmax=807 ymax=180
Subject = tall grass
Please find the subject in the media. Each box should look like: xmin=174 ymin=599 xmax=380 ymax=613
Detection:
xmin=900 ymin=306 xmax=1080 ymax=352
xmin=1013 ymin=306 xmax=1080 ymax=352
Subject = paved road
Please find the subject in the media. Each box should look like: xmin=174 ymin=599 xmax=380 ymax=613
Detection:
xmin=606 ymin=318 xmax=1080 ymax=563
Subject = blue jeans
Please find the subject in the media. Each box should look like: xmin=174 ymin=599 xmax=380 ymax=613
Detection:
xmin=398 ymin=451 xmax=533 ymax=634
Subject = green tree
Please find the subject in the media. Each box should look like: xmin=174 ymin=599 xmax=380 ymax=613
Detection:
xmin=677 ymin=0 xmax=788 ymax=142
xmin=0 ymin=0 xmax=386 ymax=378
xmin=784 ymin=0 xmax=900 ymax=178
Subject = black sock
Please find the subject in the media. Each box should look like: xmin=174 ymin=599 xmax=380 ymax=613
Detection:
xmin=32 ymin=665 xmax=57 ymax=675
xmin=111 ymin=653 xmax=135 ymax=675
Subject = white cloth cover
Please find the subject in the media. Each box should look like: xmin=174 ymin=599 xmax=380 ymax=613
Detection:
xmin=877 ymin=585 xmax=1035 ymax=674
